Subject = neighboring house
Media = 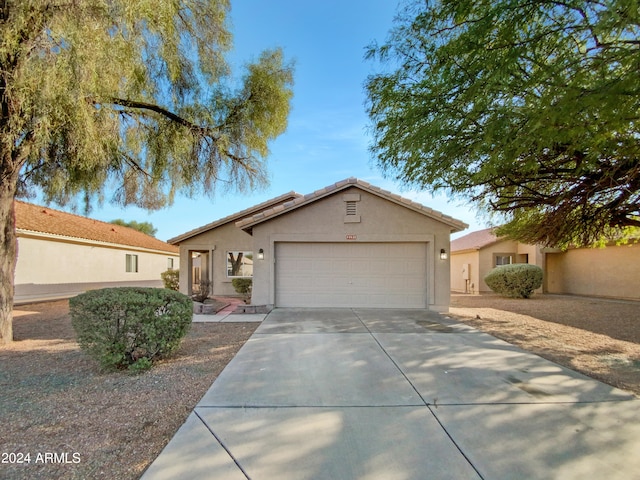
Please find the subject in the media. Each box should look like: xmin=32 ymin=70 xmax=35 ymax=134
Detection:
xmin=451 ymin=227 xmax=640 ymax=301
xmin=14 ymin=201 xmax=179 ymax=304
xmin=450 ymin=228 xmax=543 ymax=294
xmin=545 ymin=241 xmax=640 ymax=301
xmin=169 ymin=178 xmax=467 ymax=312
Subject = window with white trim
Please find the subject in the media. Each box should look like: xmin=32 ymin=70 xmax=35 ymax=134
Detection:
xmin=126 ymin=254 xmax=139 ymax=273
xmin=495 ymin=255 xmax=513 ymax=267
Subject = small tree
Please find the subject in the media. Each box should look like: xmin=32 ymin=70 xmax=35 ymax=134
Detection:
xmin=0 ymin=1 xmax=294 ymax=344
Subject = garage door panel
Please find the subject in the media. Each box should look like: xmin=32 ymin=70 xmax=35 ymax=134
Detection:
xmin=275 ymin=242 xmax=427 ymax=308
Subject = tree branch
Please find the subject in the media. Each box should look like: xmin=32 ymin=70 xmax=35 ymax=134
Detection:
xmin=105 ymin=97 xmax=215 ymax=136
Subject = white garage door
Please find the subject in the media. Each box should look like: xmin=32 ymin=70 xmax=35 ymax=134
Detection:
xmin=275 ymin=242 xmax=427 ymax=308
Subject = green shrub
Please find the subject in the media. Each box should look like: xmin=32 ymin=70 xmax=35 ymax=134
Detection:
xmin=232 ymin=278 xmax=252 ymax=302
xmin=484 ymin=264 xmax=543 ymax=298
xmin=70 ymin=287 xmax=192 ymax=372
xmin=161 ymin=269 xmax=179 ymax=290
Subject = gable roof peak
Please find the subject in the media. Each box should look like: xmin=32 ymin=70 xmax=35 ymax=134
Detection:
xmin=236 ymin=177 xmax=468 ymax=233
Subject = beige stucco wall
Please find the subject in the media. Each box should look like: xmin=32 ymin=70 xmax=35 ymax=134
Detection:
xmin=176 ymin=221 xmax=254 ymax=297
xmin=452 ymin=240 xmax=545 ymax=294
xmin=14 ymin=234 xmax=179 ymax=303
xmin=546 ymin=243 xmax=640 ymax=300
xmin=249 ymin=187 xmax=455 ymax=312
xmin=450 ymin=250 xmax=479 ymax=293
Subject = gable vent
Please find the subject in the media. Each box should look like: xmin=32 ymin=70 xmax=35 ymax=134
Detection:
xmin=343 ymin=193 xmax=361 ymax=223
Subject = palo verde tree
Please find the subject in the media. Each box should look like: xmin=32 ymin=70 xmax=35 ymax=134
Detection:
xmin=366 ymin=0 xmax=640 ymax=249
xmin=0 ymin=1 xmax=294 ymax=344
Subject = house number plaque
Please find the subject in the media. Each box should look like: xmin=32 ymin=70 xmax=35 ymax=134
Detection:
xmin=346 ymin=234 xmax=357 ymax=240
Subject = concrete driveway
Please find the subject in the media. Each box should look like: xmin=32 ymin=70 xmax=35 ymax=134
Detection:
xmin=142 ymin=308 xmax=640 ymax=479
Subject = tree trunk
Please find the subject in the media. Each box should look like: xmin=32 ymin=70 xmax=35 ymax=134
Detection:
xmin=0 ymin=170 xmax=18 ymax=345
xmin=228 ymin=252 xmax=244 ymax=277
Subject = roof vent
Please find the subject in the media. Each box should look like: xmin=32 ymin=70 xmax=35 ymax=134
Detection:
xmin=343 ymin=193 xmax=361 ymax=223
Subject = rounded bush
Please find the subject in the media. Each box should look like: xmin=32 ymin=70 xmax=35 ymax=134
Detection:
xmin=232 ymin=278 xmax=253 ymax=303
xmin=160 ymin=269 xmax=179 ymax=291
xmin=484 ymin=264 xmax=543 ymax=298
xmin=70 ymin=287 xmax=192 ymax=371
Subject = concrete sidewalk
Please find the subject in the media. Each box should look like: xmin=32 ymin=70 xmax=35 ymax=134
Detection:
xmin=142 ymin=308 xmax=640 ymax=480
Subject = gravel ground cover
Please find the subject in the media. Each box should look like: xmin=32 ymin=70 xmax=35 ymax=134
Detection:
xmin=1 ymin=300 xmax=257 ymax=480
xmin=1 ymin=293 xmax=639 ymax=479
xmin=450 ymin=293 xmax=640 ymax=397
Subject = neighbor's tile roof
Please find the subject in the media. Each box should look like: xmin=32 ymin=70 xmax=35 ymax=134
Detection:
xmin=236 ymin=177 xmax=469 ymax=233
xmin=15 ymin=201 xmax=178 ymax=254
xmin=451 ymin=227 xmax=501 ymax=252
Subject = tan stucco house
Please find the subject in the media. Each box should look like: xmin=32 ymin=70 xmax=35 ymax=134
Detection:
xmin=15 ymin=201 xmax=179 ymax=304
xmin=450 ymin=228 xmax=544 ymax=294
xmin=169 ymin=178 xmax=467 ymax=312
xmin=451 ymin=227 xmax=640 ymax=301
xmin=545 ymin=241 xmax=640 ymax=300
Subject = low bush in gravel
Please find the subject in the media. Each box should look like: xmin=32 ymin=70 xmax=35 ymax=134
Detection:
xmin=484 ymin=264 xmax=543 ymax=298
xmin=70 ymin=287 xmax=192 ymax=372
xmin=232 ymin=278 xmax=252 ymax=302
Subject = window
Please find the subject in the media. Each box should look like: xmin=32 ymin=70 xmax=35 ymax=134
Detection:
xmin=167 ymin=258 xmax=174 ymax=269
xmin=126 ymin=254 xmax=138 ymax=273
xmin=226 ymin=251 xmax=253 ymax=277
xmin=495 ymin=255 xmax=513 ymax=267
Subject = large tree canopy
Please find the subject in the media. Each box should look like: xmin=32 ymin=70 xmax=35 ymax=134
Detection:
xmin=0 ymin=0 xmax=294 ymax=343
xmin=365 ymin=0 xmax=640 ymax=248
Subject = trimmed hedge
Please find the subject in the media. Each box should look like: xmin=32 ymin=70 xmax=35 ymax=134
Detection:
xmin=70 ymin=287 xmax=192 ymax=372
xmin=484 ymin=264 xmax=543 ymax=298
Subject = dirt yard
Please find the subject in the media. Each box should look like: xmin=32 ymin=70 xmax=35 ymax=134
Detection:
xmin=1 ymin=300 xmax=258 ymax=480
xmin=1 ymin=294 xmax=639 ymax=479
xmin=450 ymin=293 xmax=640 ymax=397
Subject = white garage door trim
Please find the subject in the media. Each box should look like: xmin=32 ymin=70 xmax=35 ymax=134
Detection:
xmin=275 ymin=242 xmax=428 ymax=308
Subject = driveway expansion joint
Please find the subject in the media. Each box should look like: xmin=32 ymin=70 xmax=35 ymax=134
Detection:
xmin=351 ymin=308 xmax=431 ymax=407
xmin=193 ymin=409 xmax=251 ymax=480
xmin=144 ymin=308 xmax=640 ymax=480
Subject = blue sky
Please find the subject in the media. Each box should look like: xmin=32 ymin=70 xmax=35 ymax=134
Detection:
xmin=72 ymin=1 xmax=487 ymax=241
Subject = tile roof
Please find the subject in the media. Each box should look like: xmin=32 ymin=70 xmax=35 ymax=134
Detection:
xmin=167 ymin=191 xmax=302 ymax=244
xmin=15 ymin=201 xmax=178 ymax=254
xmin=451 ymin=227 xmax=501 ymax=252
xmin=236 ymin=177 xmax=469 ymax=233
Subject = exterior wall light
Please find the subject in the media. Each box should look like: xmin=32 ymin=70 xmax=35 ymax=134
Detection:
xmin=440 ymin=248 xmax=448 ymax=260
xmin=257 ymin=248 xmax=264 ymax=260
